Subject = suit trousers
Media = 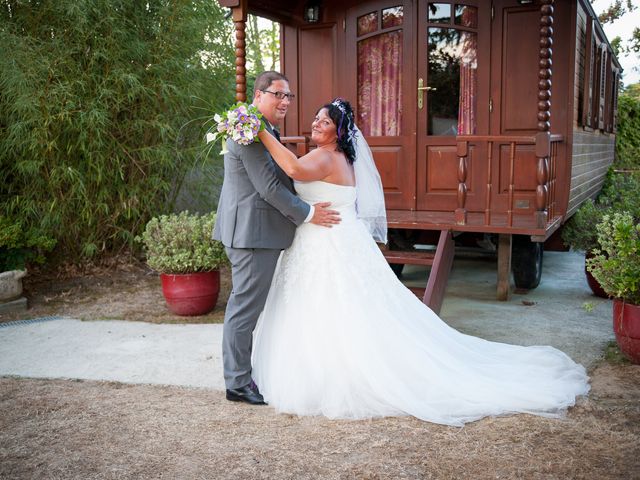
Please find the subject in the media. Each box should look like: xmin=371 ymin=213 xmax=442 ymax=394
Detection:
xmin=222 ymin=246 xmax=282 ymax=389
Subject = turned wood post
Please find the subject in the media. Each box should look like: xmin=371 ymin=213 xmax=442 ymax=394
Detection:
xmin=536 ymin=0 xmax=553 ymax=228
xmin=455 ymin=140 xmax=468 ymax=225
xmin=230 ymin=0 xmax=248 ymax=102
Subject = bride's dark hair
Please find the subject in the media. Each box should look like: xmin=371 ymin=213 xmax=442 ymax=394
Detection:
xmin=320 ymin=98 xmax=357 ymax=165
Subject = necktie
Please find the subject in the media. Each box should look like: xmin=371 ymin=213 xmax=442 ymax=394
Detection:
xmin=273 ymin=128 xmax=281 ymax=143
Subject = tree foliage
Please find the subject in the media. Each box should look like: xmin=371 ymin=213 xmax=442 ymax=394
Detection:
xmin=244 ymin=15 xmax=280 ymax=95
xmin=623 ymin=82 xmax=640 ymax=100
xmin=615 ymin=94 xmax=640 ymax=170
xmin=0 ymin=0 xmax=235 ymax=263
xmin=597 ymin=0 xmax=639 ymax=76
xmin=598 ymin=0 xmax=637 ymax=24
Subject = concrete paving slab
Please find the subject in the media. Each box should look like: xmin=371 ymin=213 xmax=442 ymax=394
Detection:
xmin=0 ymin=319 xmax=224 ymax=390
xmin=0 ymin=250 xmax=613 ymax=389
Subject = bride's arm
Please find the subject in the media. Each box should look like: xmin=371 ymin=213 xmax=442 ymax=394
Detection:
xmin=258 ymin=129 xmax=332 ymax=181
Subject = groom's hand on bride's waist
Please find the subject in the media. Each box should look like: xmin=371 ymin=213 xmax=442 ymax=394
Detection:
xmin=310 ymin=202 xmax=341 ymax=228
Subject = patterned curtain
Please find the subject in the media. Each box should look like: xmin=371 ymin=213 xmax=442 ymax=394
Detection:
xmin=457 ymin=32 xmax=477 ymax=135
xmin=357 ymin=31 xmax=403 ymax=137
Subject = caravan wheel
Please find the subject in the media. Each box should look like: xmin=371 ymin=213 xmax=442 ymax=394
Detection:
xmin=512 ymin=235 xmax=543 ymax=289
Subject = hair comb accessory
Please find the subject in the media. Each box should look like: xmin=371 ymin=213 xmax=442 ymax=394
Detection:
xmin=331 ymin=98 xmax=347 ymax=114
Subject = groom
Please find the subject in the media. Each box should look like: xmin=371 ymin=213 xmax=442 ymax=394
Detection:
xmin=213 ymin=71 xmax=340 ymax=405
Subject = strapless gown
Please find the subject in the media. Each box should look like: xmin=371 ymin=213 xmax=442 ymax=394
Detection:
xmin=251 ymin=180 xmax=589 ymax=426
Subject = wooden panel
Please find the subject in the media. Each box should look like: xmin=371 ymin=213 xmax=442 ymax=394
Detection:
xmin=372 ymin=146 xmax=402 ymax=192
xmin=567 ymin=129 xmax=614 ymax=215
xmin=386 ymin=209 xmax=563 ymax=239
xmin=490 ymin=143 xmax=537 ymax=214
xmin=426 ymin=146 xmax=458 ymax=193
xmin=298 ymin=25 xmax=335 ymax=135
xmin=501 ymin=8 xmax=539 ymax=133
xmin=498 ymin=144 xmax=537 ymax=193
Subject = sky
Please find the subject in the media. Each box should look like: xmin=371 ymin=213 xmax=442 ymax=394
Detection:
xmin=591 ymin=0 xmax=640 ymax=86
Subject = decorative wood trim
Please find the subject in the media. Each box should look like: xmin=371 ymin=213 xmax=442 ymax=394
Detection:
xmin=455 ymin=140 xmax=468 ymax=225
xmin=612 ymin=68 xmax=620 ymax=133
xmin=581 ymin=17 xmax=594 ymax=127
xmin=598 ymin=47 xmax=607 ymax=130
xmin=537 ymin=0 xmax=553 ymax=228
xmin=231 ymin=0 xmax=248 ymax=102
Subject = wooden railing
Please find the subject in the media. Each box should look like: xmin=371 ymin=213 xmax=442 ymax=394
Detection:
xmin=455 ymin=132 xmax=563 ymax=228
xmin=280 ymin=136 xmax=310 ymax=157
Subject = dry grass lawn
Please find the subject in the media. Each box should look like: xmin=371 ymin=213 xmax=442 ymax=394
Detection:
xmin=1 ymin=362 xmax=639 ymax=479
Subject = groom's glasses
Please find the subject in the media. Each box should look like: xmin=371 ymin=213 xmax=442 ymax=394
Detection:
xmin=261 ymin=90 xmax=295 ymax=101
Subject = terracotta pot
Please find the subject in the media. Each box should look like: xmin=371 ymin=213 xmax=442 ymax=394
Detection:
xmin=585 ymin=253 xmax=608 ymax=298
xmin=613 ymin=299 xmax=640 ymax=364
xmin=160 ymin=271 xmax=220 ymax=316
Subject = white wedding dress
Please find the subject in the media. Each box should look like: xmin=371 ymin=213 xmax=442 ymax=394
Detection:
xmin=252 ymin=180 xmax=590 ymax=426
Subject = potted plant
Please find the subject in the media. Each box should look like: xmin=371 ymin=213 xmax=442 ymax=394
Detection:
xmin=561 ymin=200 xmax=609 ymax=297
xmin=587 ymin=212 xmax=640 ymax=364
xmin=138 ymin=211 xmax=228 ymax=316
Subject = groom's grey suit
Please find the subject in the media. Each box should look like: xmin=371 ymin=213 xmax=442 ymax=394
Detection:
xmin=213 ymin=123 xmax=310 ymax=390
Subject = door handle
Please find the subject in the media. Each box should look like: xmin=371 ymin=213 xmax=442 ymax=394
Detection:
xmin=417 ymin=78 xmax=436 ymax=109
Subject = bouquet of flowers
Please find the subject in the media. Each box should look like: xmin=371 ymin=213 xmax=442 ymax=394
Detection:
xmin=205 ymin=102 xmax=264 ymax=154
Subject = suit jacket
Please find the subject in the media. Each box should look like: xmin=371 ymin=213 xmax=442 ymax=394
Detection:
xmin=213 ymin=123 xmax=310 ymax=249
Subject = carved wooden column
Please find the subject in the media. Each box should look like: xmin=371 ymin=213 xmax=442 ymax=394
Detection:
xmin=455 ymin=140 xmax=468 ymax=225
xmin=536 ymin=0 xmax=553 ymax=228
xmin=234 ymin=19 xmax=247 ymax=101
xmin=228 ymin=0 xmax=248 ymax=102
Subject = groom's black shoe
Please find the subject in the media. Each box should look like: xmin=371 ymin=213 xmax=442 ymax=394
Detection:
xmin=226 ymin=382 xmax=267 ymax=405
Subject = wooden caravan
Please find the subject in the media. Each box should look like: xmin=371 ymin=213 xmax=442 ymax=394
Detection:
xmin=219 ymin=0 xmax=620 ymax=313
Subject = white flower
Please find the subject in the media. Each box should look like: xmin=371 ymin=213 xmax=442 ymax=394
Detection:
xmin=205 ymin=132 xmax=216 ymax=144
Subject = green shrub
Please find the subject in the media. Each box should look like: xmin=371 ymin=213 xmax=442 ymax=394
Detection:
xmin=0 ymin=0 xmax=235 ymax=262
xmin=0 ymin=216 xmax=56 ymax=271
xmin=599 ymin=170 xmax=640 ymax=219
xmin=561 ymin=200 xmax=603 ymax=253
xmin=562 ymin=170 xmax=640 ymax=252
xmin=615 ymin=95 xmax=640 ymax=170
xmin=137 ymin=211 xmax=228 ymax=274
xmin=587 ymin=212 xmax=640 ymax=305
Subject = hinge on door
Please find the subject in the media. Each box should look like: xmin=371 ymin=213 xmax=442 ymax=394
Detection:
xmin=489 ymin=98 xmax=493 ymax=113
xmin=343 ymin=19 xmax=346 ymax=31
xmin=491 ymin=4 xmax=494 ymax=20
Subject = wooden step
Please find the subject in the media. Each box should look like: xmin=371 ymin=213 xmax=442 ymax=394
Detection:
xmin=383 ymin=230 xmax=455 ymax=315
xmin=382 ymin=249 xmax=436 ymax=266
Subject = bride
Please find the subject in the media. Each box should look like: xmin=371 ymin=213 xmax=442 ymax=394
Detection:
xmin=251 ymin=98 xmax=589 ymax=426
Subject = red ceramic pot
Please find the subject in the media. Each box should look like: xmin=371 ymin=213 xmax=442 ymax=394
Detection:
xmin=586 ymin=268 xmax=609 ymax=298
xmin=613 ymin=299 xmax=640 ymax=364
xmin=585 ymin=253 xmax=608 ymax=298
xmin=160 ymin=271 xmax=220 ymax=316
